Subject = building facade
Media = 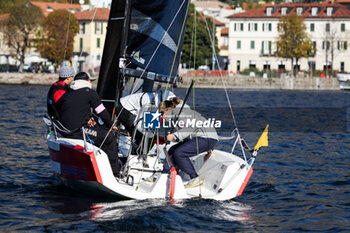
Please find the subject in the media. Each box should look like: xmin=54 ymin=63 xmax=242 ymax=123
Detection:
xmin=227 ymin=3 xmax=350 ymax=74
xmin=73 ymin=8 xmax=109 ymax=74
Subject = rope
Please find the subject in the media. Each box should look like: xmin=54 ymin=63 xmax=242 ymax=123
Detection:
xmin=99 ymin=106 xmax=124 ymax=149
xmin=63 ymin=0 xmax=73 ymax=61
xmin=193 ymin=10 xmax=202 ymax=195
xmin=203 ymin=16 xmax=239 ymax=130
xmin=163 ymin=0 xmax=190 ymax=101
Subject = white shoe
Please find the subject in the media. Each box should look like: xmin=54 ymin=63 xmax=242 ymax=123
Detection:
xmin=185 ymin=177 xmax=203 ymax=189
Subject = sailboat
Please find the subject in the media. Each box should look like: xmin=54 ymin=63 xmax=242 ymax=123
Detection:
xmin=44 ymin=0 xmax=268 ymax=200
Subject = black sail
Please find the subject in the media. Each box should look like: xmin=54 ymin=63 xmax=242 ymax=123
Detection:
xmin=127 ymin=0 xmax=189 ymax=80
xmin=98 ymin=0 xmax=189 ymax=113
xmin=97 ymin=0 xmax=127 ymax=114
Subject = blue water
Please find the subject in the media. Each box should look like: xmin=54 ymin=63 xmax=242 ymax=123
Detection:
xmin=0 ymin=85 xmax=349 ymax=232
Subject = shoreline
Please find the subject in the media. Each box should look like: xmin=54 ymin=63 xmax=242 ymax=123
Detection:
xmin=0 ymin=73 xmax=341 ymax=90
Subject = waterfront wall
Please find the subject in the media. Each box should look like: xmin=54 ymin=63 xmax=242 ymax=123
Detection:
xmin=179 ymin=75 xmax=340 ymax=90
xmin=0 ymin=73 xmax=340 ymax=90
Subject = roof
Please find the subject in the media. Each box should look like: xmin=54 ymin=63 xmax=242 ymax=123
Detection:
xmin=193 ymin=1 xmax=228 ymax=9
xmin=27 ymin=1 xmax=81 ymax=16
xmin=228 ymin=2 xmax=350 ymax=18
xmin=75 ymin=8 xmax=110 ymax=21
xmin=225 ymin=4 xmax=235 ymax=9
xmin=0 ymin=13 xmax=9 ymax=22
xmin=198 ymin=12 xmax=225 ymax=26
xmin=335 ymin=0 xmax=350 ymax=3
xmin=221 ymin=27 xmax=228 ymax=35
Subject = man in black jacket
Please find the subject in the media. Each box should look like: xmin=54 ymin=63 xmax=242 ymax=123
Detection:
xmin=47 ymin=65 xmax=75 ymax=119
xmin=58 ymin=72 xmax=120 ymax=176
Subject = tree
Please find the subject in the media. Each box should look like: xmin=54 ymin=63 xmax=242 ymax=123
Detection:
xmin=181 ymin=4 xmax=219 ymax=69
xmin=4 ymin=3 xmax=44 ymax=71
xmin=36 ymin=10 xmax=79 ymax=66
xmin=276 ymin=14 xmax=314 ymax=77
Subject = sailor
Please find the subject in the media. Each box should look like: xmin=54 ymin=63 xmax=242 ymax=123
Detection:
xmin=162 ymin=104 xmax=218 ymax=189
xmin=116 ymin=90 xmax=179 ymax=150
xmin=57 ymin=72 xmax=121 ymax=177
xmin=46 ymin=65 xmax=75 ymax=120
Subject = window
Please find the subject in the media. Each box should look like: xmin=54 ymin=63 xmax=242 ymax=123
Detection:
xmin=263 ymin=61 xmax=271 ymax=70
xmin=263 ymin=23 xmax=265 ymax=31
xmin=97 ymin=38 xmax=100 ymax=48
xmin=254 ymin=23 xmax=258 ymax=31
xmin=281 ymin=7 xmax=287 ymax=16
xmin=341 ymin=23 xmax=345 ymax=32
xmin=95 ymin=22 xmax=103 ymax=34
xmin=311 ymin=7 xmax=318 ymax=16
xmin=308 ymin=61 xmax=316 ymax=71
xmin=340 ymin=62 xmax=345 ymax=72
xmin=249 ymin=60 xmax=256 ymax=69
xmin=234 ymin=23 xmax=236 ymax=31
xmin=325 ymin=23 xmax=330 ymax=32
xmin=248 ymin=23 xmax=250 ymax=31
xmin=313 ymin=41 xmax=317 ymax=56
xmin=97 ymin=55 xmax=101 ymax=61
xmin=266 ymin=7 xmax=273 ymax=16
xmin=250 ymin=40 xmax=255 ymax=49
xmin=297 ymin=7 xmax=303 ymax=16
xmin=261 ymin=41 xmax=272 ymax=55
xmin=237 ymin=40 xmax=241 ymax=49
xmin=326 ymin=7 xmax=333 ymax=16
xmin=240 ymin=23 xmax=244 ymax=31
xmin=338 ymin=41 xmax=348 ymax=50
xmin=268 ymin=23 xmax=272 ymax=31
xmin=80 ymin=23 xmax=85 ymax=34
xmin=323 ymin=41 xmax=330 ymax=50
xmin=79 ymin=38 xmax=83 ymax=51
xmin=310 ymin=23 xmax=315 ymax=32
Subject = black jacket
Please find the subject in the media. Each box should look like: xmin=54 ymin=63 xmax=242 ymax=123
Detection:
xmin=47 ymin=81 xmax=68 ymax=119
xmin=58 ymin=86 xmax=113 ymax=130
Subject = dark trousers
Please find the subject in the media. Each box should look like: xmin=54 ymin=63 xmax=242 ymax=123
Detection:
xmin=163 ymin=137 xmax=218 ymax=179
xmin=64 ymin=124 xmax=120 ymax=176
xmin=115 ymin=104 xmax=144 ymax=146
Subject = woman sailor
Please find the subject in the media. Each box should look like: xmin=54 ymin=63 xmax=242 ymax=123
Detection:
xmin=115 ymin=90 xmax=179 ymax=152
xmin=162 ymin=104 xmax=219 ymax=189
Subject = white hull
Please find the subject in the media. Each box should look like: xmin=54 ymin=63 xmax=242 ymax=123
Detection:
xmin=337 ymin=73 xmax=350 ymax=90
xmin=47 ymin=133 xmax=253 ymax=201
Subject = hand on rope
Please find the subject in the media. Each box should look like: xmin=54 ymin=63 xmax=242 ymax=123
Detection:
xmin=167 ymin=132 xmax=175 ymax=142
xmin=87 ymin=117 xmax=96 ymax=127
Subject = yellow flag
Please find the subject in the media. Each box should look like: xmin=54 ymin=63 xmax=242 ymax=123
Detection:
xmin=254 ymin=125 xmax=269 ymax=151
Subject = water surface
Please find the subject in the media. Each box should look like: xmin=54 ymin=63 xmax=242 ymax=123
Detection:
xmin=0 ymin=85 xmax=349 ymax=232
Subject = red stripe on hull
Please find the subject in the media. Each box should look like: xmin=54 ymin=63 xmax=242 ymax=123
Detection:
xmin=49 ymin=143 xmax=102 ymax=183
xmin=236 ymin=168 xmax=253 ymax=197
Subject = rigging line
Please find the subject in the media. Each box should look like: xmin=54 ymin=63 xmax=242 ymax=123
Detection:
xmin=136 ymin=0 xmax=187 ymax=84
xmin=188 ymin=11 xmax=195 ymax=70
xmin=163 ymin=0 xmax=190 ymax=99
xmin=79 ymin=7 xmax=98 ymax=59
xmin=63 ymin=0 xmax=73 ymax=61
xmin=193 ymin=10 xmax=202 ymax=195
xmin=203 ymin=16 xmax=238 ymax=130
xmin=99 ymin=106 xmax=124 ymax=150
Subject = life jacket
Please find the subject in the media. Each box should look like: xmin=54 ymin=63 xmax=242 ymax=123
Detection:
xmin=47 ymin=81 xmax=68 ymax=120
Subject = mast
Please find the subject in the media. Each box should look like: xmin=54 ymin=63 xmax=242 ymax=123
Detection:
xmin=115 ymin=0 xmax=132 ymax=105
